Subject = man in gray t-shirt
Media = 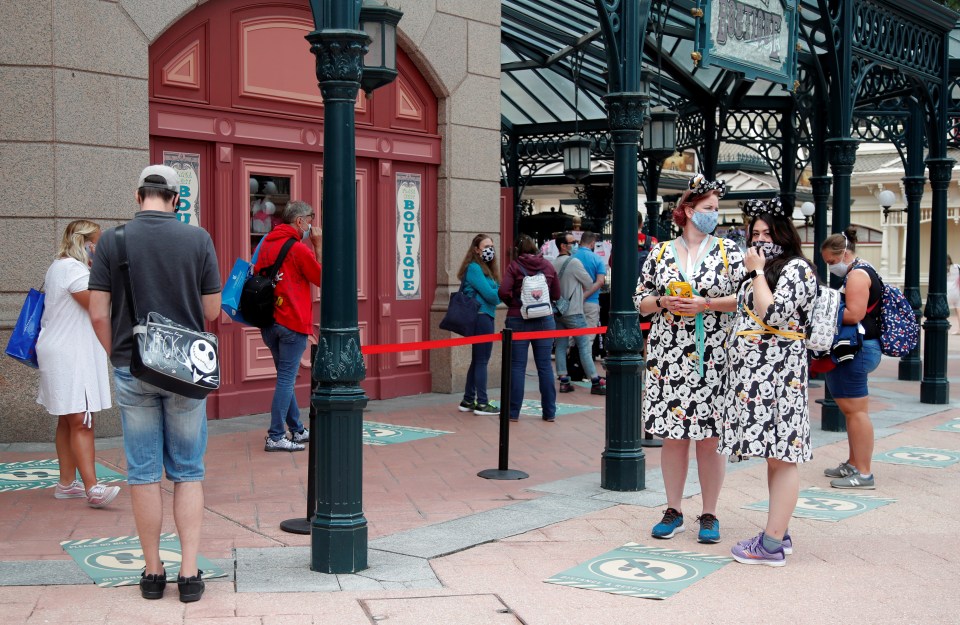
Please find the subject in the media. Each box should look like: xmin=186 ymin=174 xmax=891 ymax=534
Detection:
xmin=551 ymin=231 xmax=606 ymax=395
xmin=89 ymin=165 xmax=220 ymax=603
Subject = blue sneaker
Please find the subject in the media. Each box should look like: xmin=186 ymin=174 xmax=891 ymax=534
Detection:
xmin=696 ymin=513 xmax=720 ymax=543
xmin=651 ymin=508 xmax=685 ymax=539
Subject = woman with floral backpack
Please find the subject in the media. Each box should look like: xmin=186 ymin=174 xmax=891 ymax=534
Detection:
xmin=819 ymin=227 xmax=882 ymax=490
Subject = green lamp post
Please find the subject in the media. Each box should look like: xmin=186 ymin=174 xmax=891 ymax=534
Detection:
xmin=306 ymin=0 xmax=401 ymax=574
xmin=595 ymin=0 xmax=650 ymax=491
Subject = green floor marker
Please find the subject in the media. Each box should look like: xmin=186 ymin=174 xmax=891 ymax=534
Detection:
xmin=519 ymin=399 xmax=595 ymax=417
xmin=363 ymin=421 xmax=451 ymax=446
xmin=932 ymin=419 xmax=960 ymax=434
xmin=545 ymin=543 xmax=731 ymax=600
xmin=0 ymin=459 xmax=125 ymax=493
xmin=60 ymin=533 xmax=225 ymax=587
xmin=742 ymin=487 xmax=896 ymax=522
xmin=873 ymin=446 xmax=960 ymax=468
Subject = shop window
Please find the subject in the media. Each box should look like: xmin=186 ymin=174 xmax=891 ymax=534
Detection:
xmin=249 ymin=175 xmax=291 ymax=252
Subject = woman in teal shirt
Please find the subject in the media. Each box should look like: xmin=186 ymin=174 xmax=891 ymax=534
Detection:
xmin=456 ymin=233 xmax=501 ymax=415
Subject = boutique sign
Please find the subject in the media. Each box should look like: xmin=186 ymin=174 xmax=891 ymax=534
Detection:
xmin=693 ymin=0 xmax=799 ymax=90
xmin=395 ymin=173 xmax=422 ymax=300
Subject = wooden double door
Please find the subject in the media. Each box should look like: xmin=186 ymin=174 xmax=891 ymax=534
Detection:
xmin=153 ymin=139 xmax=436 ymax=418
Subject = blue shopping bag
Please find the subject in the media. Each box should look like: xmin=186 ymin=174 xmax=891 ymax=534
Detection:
xmin=4 ymin=288 xmax=45 ymax=368
xmin=221 ymin=238 xmax=266 ymax=323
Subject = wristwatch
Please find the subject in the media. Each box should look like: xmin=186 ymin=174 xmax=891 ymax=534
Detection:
xmin=655 ymin=296 xmax=663 ymax=308
xmin=748 ymin=269 xmax=765 ymax=280
xmin=704 ymin=297 xmax=712 ymax=311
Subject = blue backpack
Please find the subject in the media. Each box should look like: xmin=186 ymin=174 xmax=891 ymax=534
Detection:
xmin=857 ymin=263 xmax=919 ymax=357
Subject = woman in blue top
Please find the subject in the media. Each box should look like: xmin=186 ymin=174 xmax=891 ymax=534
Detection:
xmin=457 ymin=233 xmax=501 ymax=415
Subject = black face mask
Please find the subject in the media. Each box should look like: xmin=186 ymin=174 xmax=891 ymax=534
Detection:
xmin=753 ymin=241 xmax=783 ymax=259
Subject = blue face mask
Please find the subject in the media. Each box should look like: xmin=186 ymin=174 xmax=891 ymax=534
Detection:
xmin=569 ymin=243 xmax=579 ymax=254
xmin=690 ymin=210 xmax=718 ymax=234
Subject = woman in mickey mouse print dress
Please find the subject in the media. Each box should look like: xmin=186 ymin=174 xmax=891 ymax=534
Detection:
xmin=634 ymin=175 xmax=745 ymax=545
xmin=719 ymin=199 xmax=817 ymax=567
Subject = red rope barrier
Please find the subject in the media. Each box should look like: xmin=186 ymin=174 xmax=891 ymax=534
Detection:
xmin=360 ymin=324 xmax=622 ymax=355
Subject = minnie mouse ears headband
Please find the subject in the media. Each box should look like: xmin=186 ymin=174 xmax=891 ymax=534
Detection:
xmin=742 ymin=196 xmax=785 ymax=218
xmin=688 ymin=174 xmax=727 ymax=199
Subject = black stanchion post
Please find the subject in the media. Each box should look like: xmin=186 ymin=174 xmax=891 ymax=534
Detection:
xmin=478 ymin=328 xmax=528 ymax=480
xmin=280 ymin=343 xmax=318 ymax=534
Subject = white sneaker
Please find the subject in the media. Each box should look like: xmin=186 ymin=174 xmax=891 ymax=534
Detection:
xmin=86 ymin=484 xmax=120 ymax=508
xmin=264 ymin=436 xmax=305 ymax=452
xmin=292 ymin=428 xmax=310 ymax=444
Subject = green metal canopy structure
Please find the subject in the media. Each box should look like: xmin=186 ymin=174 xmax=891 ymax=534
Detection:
xmin=500 ymin=0 xmax=960 ymax=486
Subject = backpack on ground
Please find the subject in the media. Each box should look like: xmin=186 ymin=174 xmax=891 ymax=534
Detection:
xmin=807 ymin=283 xmax=842 ymax=353
xmin=517 ymin=263 xmax=553 ymax=319
xmin=857 ymin=263 xmax=919 ymax=357
xmin=567 ymin=345 xmax=586 ymax=381
xmin=239 ymin=238 xmax=297 ymax=328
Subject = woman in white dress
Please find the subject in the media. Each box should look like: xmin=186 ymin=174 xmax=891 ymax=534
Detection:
xmin=633 ymin=175 xmax=746 ymax=544
xmin=947 ymin=256 xmax=960 ymax=334
xmin=719 ymin=199 xmax=817 ymax=567
xmin=36 ymin=220 xmax=119 ymax=508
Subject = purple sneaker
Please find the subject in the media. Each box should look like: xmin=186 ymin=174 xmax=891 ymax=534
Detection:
xmin=735 ymin=531 xmax=793 ymax=555
xmin=731 ymin=532 xmax=786 ymax=567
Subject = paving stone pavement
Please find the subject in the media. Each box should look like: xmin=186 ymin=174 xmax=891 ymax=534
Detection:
xmin=1 ymin=348 xmax=959 ymax=624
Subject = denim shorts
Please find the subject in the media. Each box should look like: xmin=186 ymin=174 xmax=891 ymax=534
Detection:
xmin=113 ymin=367 xmax=208 ymax=484
xmin=825 ymin=339 xmax=882 ymax=399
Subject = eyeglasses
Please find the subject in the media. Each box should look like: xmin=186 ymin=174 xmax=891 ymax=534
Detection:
xmin=565 ymin=239 xmax=575 ymax=245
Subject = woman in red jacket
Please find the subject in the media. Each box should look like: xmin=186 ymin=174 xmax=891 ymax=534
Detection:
xmin=254 ymin=200 xmax=322 ymax=452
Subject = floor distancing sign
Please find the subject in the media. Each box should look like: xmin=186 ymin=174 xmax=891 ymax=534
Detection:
xmin=742 ymin=487 xmax=896 ymax=522
xmin=545 ymin=543 xmax=731 ymax=600
xmin=362 ymin=421 xmax=451 ymax=446
xmin=519 ymin=400 xmax=596 ymax=418
xmin=931 ymin=419 xmax=960 ymax=434
xmin=873 ymin=446 xmax=960 ymax=469
xmin=0 ymin=459 xmax=124 ymax=493
xmin=60 ymin=533 xmax=226 ymax=587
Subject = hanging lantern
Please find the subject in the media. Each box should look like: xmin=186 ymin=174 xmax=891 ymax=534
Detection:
xmin=359 ymin=0 xmax=403 ymax=97
xmin=643 ymin=106 xmax=679 ymax=159
xmin=561 ymin=135 xmax=593 ymax=182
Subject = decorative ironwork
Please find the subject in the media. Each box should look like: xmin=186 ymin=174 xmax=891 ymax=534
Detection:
xmin=851 ymin=1 xmax=943 ymax=80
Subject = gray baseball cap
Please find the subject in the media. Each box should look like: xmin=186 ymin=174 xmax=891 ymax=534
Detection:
xmin=137 ymin=164 xmax=180 ymax=191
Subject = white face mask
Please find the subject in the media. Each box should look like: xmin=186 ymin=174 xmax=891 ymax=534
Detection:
xmin=828 ymin=260 xmax=849 ymax=277
xmin=300 ymin=221 xmax=312 ymax=241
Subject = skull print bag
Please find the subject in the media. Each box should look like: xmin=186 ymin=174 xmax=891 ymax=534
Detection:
xmin=115 ymin=226 xmax=220 ymax=399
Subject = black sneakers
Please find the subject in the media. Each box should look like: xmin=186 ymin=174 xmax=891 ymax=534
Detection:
xmin=139 ymin=569 xmax=166 ymax=600
xmin=178 ymin=569 xmax=205 ymax=603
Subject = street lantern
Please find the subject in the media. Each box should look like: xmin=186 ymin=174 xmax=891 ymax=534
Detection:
xmin=879 ymin=189 xmax=903 ymax=221
xmin=643 ymin=106 xmax=679 ymax=160
xmin=359 ymin=0 xmax=402 ymax=97
xmin=800 ymin=200 xmax=815 ymax=226
xmin=561 ymin=135 xmax=593 ymax=182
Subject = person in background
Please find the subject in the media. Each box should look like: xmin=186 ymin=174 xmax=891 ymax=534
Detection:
xmin=499 ymin=234 xmax=561 ymax=422
xmin=633 ymin=174 xmax=745 ymax=544
xmin=947 ymin=255 xmax=960 ymax=334
xmin=553 ymin=232 xmax=606 ymax=395
xmin=456 ymin=233 xmax=501 ymax=416
xmin=720 ymin=198 xmax=817 ymax=567
xmin=37 ymin=220 xmax=119 ymax=509
xmin=255 ymin=201 xmax=322 ymax=452
xmin=574 ymin=231 xmax=606 ymax=331
xmin=819 ymin=228 xmax=882 ymax=490
xmin=89 ymin=164 xmax=221 ymax=602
